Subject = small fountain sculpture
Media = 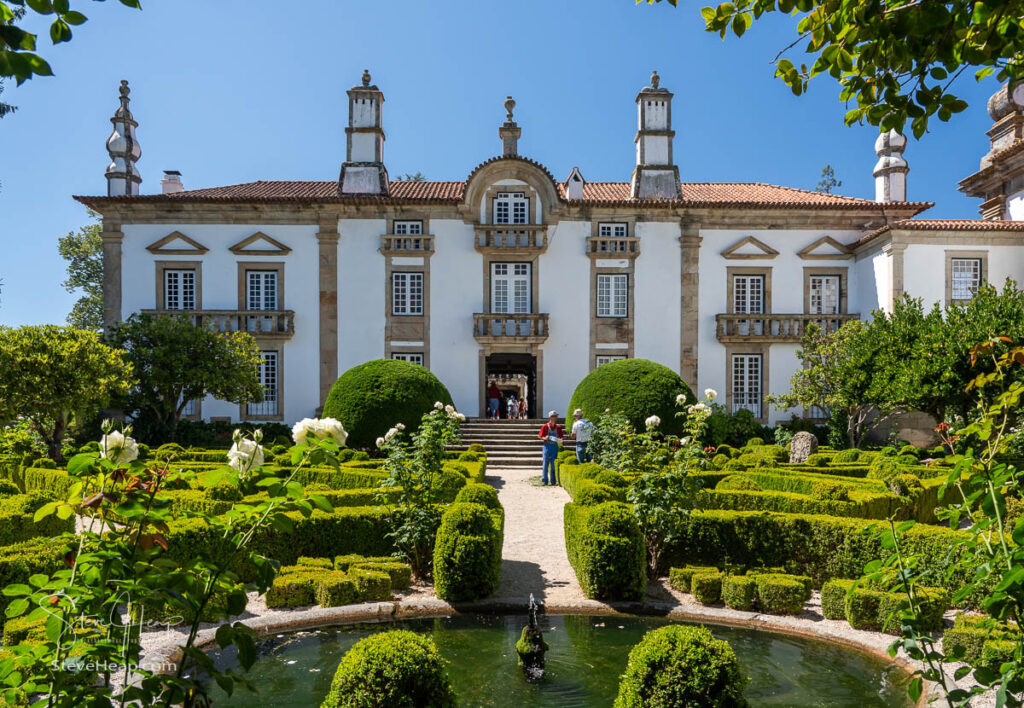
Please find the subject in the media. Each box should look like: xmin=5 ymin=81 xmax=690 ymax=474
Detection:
xmin=515 ymin=593 xmax=549 ymax=680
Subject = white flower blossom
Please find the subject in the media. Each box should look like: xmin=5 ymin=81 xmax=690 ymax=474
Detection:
xmin=319 ymin=417 xmax=348 ymax=445
xmin=291 ymin=418 xmax=319 ymax=446
xmin=456 ymin=413 xmax=466 ymax=422
xmin=645 ymin=415 xmax=661 ymax=429
xmin=676 ymin=393 xmax=688 ymax=405
xmin=100 ymin=430 xmax=139 ymax=465
xmin=384 ymin=427 xmax=399 ymax=442
xmin=292 ymin=417 xmax=348 ymax=445
xmin=434 ymin=401 xmax=444 ymax=410
xmin=376 ymin=437 xmax=386 ymax=449
xmin=688 ymin=402 xmax=711 ymax=416
xmin=444 ymin=404 xmax=456 ymax=415
xmin=227 ymin=438 xmax=264 ymax=472
xmin=704 ymin=388 xmax=717 ymax=401
xmin=395 ymin=423 xmax=406 ymax=431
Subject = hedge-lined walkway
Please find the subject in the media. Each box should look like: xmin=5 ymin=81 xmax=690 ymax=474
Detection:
xmin=486 ymin=466 xmax=585 ymax=604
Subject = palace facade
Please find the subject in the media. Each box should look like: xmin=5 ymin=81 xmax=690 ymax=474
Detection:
xmin=77 ymin=73 xmax=1024 ymax=425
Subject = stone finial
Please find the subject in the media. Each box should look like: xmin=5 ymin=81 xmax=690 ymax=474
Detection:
xmin=361 ymin=69 xmax=371 ymax=87
xmin=105 ymin=78 xmax=141 ymax=197
xmin=651 ymin=71 xmax=660 ymax=90
xmin=499 ymin=95 xmax=521 ymax=157
xmin=873 ymin=129 xmax=909 ymax=202
xmin=505 ymin=96 xmax=516 ymax=121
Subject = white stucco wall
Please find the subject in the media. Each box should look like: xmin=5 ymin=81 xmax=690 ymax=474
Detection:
xmin=337 ymin=219 xmax=386 ymax=375
xmin=853 ymin=245 xmax=887 ymax=319
xmin=429 ymin=219 xmax=484 ymax=416
xmin=902 ymin=243 xmax=1024 ymax=310
xmin=634 ymin=221 xmax=681 ymax=373
xmin=540 ymin=221 xmax=591 ymax=414
xmin=119 ymin=223 xmax=320 ymax=423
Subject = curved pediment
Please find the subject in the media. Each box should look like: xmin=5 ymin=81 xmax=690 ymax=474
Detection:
xmin=462 ymin=155 xmax=563 ymax=222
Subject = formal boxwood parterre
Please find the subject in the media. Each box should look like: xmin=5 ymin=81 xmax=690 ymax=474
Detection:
xmin=433 ymin=495 xmax=504 ymax=602
xmin=564 ymin=501 xmax=646 ymax=601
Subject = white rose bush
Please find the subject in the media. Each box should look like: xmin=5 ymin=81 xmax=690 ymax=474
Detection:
xmin=4 ymin=418 xmax=345 ymax=706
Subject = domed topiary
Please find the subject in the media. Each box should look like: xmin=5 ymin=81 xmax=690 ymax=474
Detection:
xmin=322 ymin=359 xmax=454 ymax=450
xmin=568 ymin=359 xmax=695 ymax=437
xmin=321 ymin=630 xmax=456 ymax=708
xmin=614 ymin=625 xmax=748 ymax=707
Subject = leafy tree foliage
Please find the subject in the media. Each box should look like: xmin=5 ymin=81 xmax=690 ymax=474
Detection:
xmin=1 ymin=0 xmax=141 ymax=84
xmin=57 ymin=210 xmax=102 ymax=330
xmin=108 ymin=314 xmax=264 ymax=442
xmin=0 ymin=325 xmax=132 ymax=460
xmin=642 ymin=0 xmax=1017 ymax=136
xmin=815 ymin=164 xmax=841 ymax=193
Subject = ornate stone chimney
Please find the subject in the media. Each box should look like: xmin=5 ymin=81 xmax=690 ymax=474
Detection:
xmin=960 ymin=82 xmax=1024 ymax=219
xmin=630 ymin=71 xmax=680 ymax=200
xmin=565 ymin=167 xmax=585 ymax=200
xmin=499 ymin=96 xmax=521 ymax=157
xmin=339 ymin=70 xmax=389 ymax=195
xmin=873 ymin=130 xmax=908 ymax=203
xmin=105 ymin=79 xmax=141 ymax=197
xmin=161 ymin=170 xmax=183 ymax=194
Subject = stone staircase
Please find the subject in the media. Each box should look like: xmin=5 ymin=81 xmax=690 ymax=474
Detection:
xmin=451 ymin=418 xmax=575 ymax=469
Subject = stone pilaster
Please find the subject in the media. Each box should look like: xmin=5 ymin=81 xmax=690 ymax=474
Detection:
xmin=101 ymin=223 xmax=123 ymax=333
xmin=883 ymin=241 xmax=907 ymax=313
xmin=317 ymin=226 xmax=340 ymax=405
xmin=679 ymin=225 xmax=702 ymax=387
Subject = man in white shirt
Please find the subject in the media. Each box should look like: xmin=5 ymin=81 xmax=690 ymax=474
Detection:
xmin=570 ymin=408 xmax=594 ymax=463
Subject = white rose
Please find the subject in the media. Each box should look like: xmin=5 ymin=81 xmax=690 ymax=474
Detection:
xmin=676 ymin=393 xmax=687 ymax=405
xmin=291 ymin=417 xmax=319 ymax=446
xmin=395 ymin=423 xmax=406 ymax=431
xmin=645 ymin=415 xmax=661 ymax=429
xmin=704 ymin=388 xmax=717 ymax=401
xmin=434 ymin=401 xmax=444 ymax=410
xmin=101 ymin=430 xmax=139 ymax=465
xmin=456 ymin=413 xmax=466 ymax=422
xmin=376 ymin=437 xmax=386 ymax=449
xmin=384 ymin=427 xmax=399 ymax=442
xmin=319 ymin=417 xmax=348 ymax=445
xmin=227 ymin=438 xmax=264 ymax=472
xmin=444 ymin=404 xmax=455 ymax=415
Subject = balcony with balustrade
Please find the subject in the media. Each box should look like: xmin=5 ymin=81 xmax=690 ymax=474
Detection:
xmin=474 ymin=224 xmax=548 ymax=256
xmin=472 ymin=312 xmax=549 ymax=345
xmin=714 ymin=313 xmax=859 ymax=343
xmin=379 ymin=233 xmax=434 ymax=256
xmin=140 ymin=309 xmax=296 ymax=339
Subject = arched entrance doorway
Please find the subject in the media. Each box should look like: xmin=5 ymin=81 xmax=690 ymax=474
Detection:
xmin=484 ymin=352 xmax=537 ymax=419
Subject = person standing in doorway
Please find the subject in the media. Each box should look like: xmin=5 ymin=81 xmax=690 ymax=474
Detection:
xmin=518 ymin=398 xmax=527 ymax=420
xmin=538 ymin=410 xmax=564 ymax=486
xmin=507 ymin=394 xmax=517 ymax=420
xmin=487 ymin=381 xmax=501 ymax=420
xmin=570 ymin=408 xmax=594 ymax=463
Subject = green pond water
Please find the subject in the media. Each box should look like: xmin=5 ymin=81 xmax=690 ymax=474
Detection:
xmin=207 ymin=613 xmax=911 ymax=707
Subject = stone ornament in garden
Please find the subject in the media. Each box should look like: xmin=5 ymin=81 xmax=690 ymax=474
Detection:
xmin=789 ymin=431 xmax=818 ymax=464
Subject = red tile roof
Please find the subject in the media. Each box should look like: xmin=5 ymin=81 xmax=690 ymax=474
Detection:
xmin=858 ymin=218 xmax=1024 ymax=246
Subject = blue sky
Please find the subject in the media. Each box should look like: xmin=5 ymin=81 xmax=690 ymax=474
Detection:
xmin=0 ymin=0 xmax=999 ymax=326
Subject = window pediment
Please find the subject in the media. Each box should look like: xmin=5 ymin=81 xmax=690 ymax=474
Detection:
xmin=229 ymin=231 xmax=292 ymax=256
xmin=721 ymin=235 xmax=779 ymax=260
xmin=797 ymin=235 xmax=853 ymax=260
xmin=146 ymin=231 xmax=209 ymax=255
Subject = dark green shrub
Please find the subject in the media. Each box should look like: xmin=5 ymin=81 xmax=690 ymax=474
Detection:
xmin=614 ymin=625 xmax=747 ymax=708
xmin=667 ymin=566 xmax=718 ymax=593
xmin=896 ymin=454 xmax=918 ymax=466
xmin=899 ymin=444 xmax=919 ymax=458
xmin=432 ymin=469 xmax=467 ymax=502
xmin=0 ymin=480 xmax=19 ymax=496
xmin=722 ymin=460 xmax=745 ymax=472
xmin=266 ymin=573 xmax=316 ymax=608
xmin=879 ymin=446 xmax=898 ymax=457
xmin=467 ymin=443 xmax=485 ymax=453
xmin=832 ymin=449 xmax=861 ymax=463
xmin=717 ymin=476 xmax=762 ymax=492
xmin=722 ymin=575 xmax=756 ymax=611
xmin=3 ymin=615 xmax=47 ymax=645
xmin=136 ymin=442 xmax=151 ymax=461
xmin=568 ymin=359 xmax=694 ymax=437
xmin=433 ymin=503 xmax=503 ymax=602
xmin=0 ymin=536 xmax=65 ymax=617
xmin=457 ymin=451 xmax=479 ymax=462
xmin=453 ymin=483 xmax=500 ymax=510
xmin=746 ymin=437 xmax=764 ymax=447
xmin=205 ymin=481 xmax=243 ymax=502
xmin=79 ymin=440 xmax=102 ymax=454
xmin=322 ymin=359 xmax=453 ymax=450
xmin=692 ymin=571 xmax=723 ymax=604
xmin=351 ymin=450 xmax=370 ymax=461
xmin=981 ymin=639 xmax=1016 ymax=669
xmin=565 ymin=502 xmax=645 ymax=601
xmin=845 ymin=587 xmax=886 ymax=630
xmin=322 ymin=630 xmax=456 ymax=708
xmin=32 ymin=458 xmax=56 ymax=469
xmin=810 ymin=482 xmax=849 ymax=502
xmin=297 ymin=556 xmax=333 ymax=569
xmin=754 ymin=575 xmax=805 ymax=615
xmin=336 ymin=448 xmax=355 ymax=463
xmin=712 ymin=453 xmax=730 ymax=469
xmin=821 ymin=579 xmax=854 ymax=620
xmin=717 ymin=444 xmax=737 ymax=458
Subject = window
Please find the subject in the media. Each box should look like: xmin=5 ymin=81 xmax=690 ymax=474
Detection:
xmin=392 ymin=353 xmax=424 ymax=365
xmin=393 ymin=220 xmax=423 ymax=235
xmin=180 ymin=397 xmax=197 ymax=418
xmin=597 ymin=274 xmax=628 ymax=317
xmin=950 ymin=258 xmax=982 ymax=301
xmin=808 ymin=275 xmax=840 ymax=315
xmin=598 ymin=223 xmax=628 ymax=238
xmin=596 ymin=354 xmax=627 ymax=367
xmin=493 ymin=192 xmax=528 ymax=225
xmin=248 ymin=351 xmax=279 ymax=418
xmin=392 ymin=272 xmax=424 ymax=315
xmin=732 ymin=354 xmax=762 ymax=418
xmin=246 ymin=271 xmax=278 ymax=310
xmin=732 ymin=275 xmax=765 ymax=314
xmin=164 ymin=269 xmax=196 ymax=310
xmin=491 ymin=263 xmax=531 ymax=314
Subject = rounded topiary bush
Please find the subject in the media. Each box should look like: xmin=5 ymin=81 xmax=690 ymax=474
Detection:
xmin=433 ymin=502 xmax=501 ymax=602
xmin=717 ymin=475 xmax=762 ymax=492
xmin=321 ymin=630 xmax=456 ymax=708
xmin=568 ymin=359 xmax=694 ymax=437
xmin=453 ymin=483 xmax=500 ymax=510
xmin=322 ymin=359 xmax=453 ymax=450
xmin=614 ymin=625 xmax=747 ymax=708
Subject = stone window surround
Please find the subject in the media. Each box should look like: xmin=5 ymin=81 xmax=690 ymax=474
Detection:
xmin=590 ymin=260 xmax=635 ymax=370
xmin=390 ymin=271 xmax=425 ymax=316
xmin=237 ymin=261 xmax=285 ymax=311
xmin=725 ymin=266 xmax=773 ymax=314
xmin=802 ymin=266 xmax=849 ymax=314
xmin=595 ymin=273 xmax=630 ymax=318
xmin=945 ymin=249 xmax=988 ymax=304
xmin=483 ymin=183 xmax=541 ymax=225
xmin=383 ymin=216 xmax=432 ymax=368
xmin=154 ymin=260 xmax=203 ymax=311
xmin=390 ymin=350 xmax=425 ymax=365
xmin=180 ymin=396 xmax=202 ymax=422
xmin=482 ymin=258 xmax=540 ymax=315
xmin=725 ymin=343 xmax=770 ymax=424
xmin=240 ymin=340 xmax=284 ymax=422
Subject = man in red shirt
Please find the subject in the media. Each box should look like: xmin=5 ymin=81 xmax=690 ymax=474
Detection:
xmin=487 ymin=382 xmax=501 ymax=419
xmin=538 ymin=410 xmax=564 ymax=486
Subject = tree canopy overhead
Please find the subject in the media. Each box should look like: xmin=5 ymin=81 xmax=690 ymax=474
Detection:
xmin=643 ymin=0 xmax=1023 ymax=137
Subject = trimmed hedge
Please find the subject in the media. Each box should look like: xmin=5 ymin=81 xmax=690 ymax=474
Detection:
xmin=722 ymin=575 xmax=757 ymax=611
xmin=453 ymin=483 xmax=500 ymax=511
xmin=692 ymin=571 xmax=723 ymax=604
xmin=322 ymin=359 xmax=454 ymax=450
xmin=944 ymin=614 xmax=1019 ymax=667
xmin=321 ymin=630 xmax=456 ymax=708
xmin=0 ymin=536 xmax=65 ymax=617
xmin=667 ymin=565 xmax=717 ymax=593
xmin=754 ymin=575 xmax=805 ymax=615
xmin=613 ymin=625 xmax=748 ymax=708
xmin=432 ymin=502 xmax=504 ymax=602
xmin=567 ymin=359 xmax=695 ymax=437
xmin=564 ymin=502 xmax=645 ymax=601
xmin=821 ymin=579 xmax=854 ymax=620
xmin=0 ymin=493 xmax=74 ymax=545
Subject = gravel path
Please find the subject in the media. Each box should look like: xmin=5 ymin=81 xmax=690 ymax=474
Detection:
xmin=486 ymin=465 xmax=585 ymax=605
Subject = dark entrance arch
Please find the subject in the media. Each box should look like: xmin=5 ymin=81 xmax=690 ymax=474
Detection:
xmin=484 ymin=352 xmax=537 ymax=419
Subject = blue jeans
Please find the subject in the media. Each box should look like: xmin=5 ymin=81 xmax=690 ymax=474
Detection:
xmin=488 ymin=398 xmax=500 ymax=417
xmin=576 ymin=442 xmax=590 ymax=464
xmin=542 ymin=442 xmax=558 ymax=485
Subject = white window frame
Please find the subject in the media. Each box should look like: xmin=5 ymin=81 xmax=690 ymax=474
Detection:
xmin=493 ymin=192 xmax=529 ymax=225
xmin=392 ymin=353 xmax=424 ymax=365
xmin=393 ymin=220 xmax=423 ymax=235
xmin=809 ymin=275 xmax=841 ymax=315
xmin=732 ymin=354 xmax=763 ymax=419
xmin=248 ymin=351 xmax=279 ymax=418
xmin=598 ymin=223 xmax=628 ymax=238
xmin=490 ymin=262 xmax=531 ymax=314
xmin=732 ymin=274 xmax=765 ymax=315
xmin=164 ymin=269 xmax=196 ymax=311
xmin=246 ymin=271 xmax=278 ymax=311
xmin=392 ymin=272 xmax=424 ymax=316
xmin=596 ymin=274 xmax=628 ymax=318
xmin=596 ymin=354 xmax=627 ymax=367
xmin=950 ymin=257 xmax=982 ymax=301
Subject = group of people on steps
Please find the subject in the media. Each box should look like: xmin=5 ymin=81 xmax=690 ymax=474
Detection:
xmin=485 ymin=381 xmax=528 ymax=420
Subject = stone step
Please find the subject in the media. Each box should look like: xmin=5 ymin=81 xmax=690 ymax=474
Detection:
xmin=451 ymin=441 xmax=575 ymax=450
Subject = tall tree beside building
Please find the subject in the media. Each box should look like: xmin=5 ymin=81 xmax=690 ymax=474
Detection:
xmin=816 ymin=165 xmax=841 ymax=194
xmin=57 ymin=211 xmax=103 ymax=331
